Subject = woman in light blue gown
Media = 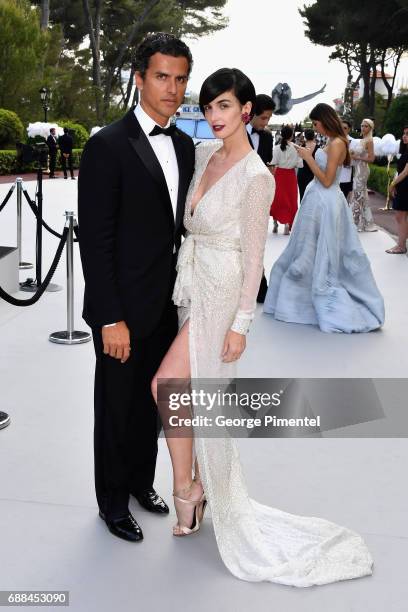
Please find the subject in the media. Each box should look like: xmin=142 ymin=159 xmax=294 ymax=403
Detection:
xmin=264 ymin=103 xmax=385 ymax=333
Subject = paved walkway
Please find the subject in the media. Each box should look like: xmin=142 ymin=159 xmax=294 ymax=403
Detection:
xmin=0 ymin=177 xmax=407 ymax=612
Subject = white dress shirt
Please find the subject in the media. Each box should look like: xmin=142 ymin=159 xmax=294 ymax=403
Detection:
xmin=135 ymin=103 xmax=179 ymax=219
xmin=246 ymin=123 xmax=260 ymax=152
xmin=103 ymin=103 xmax=180 ymax=328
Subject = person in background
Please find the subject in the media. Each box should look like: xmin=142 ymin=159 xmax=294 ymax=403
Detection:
xmin=247 ymin=93 xmax=275 ymax=302
xmin=264 ymin=102 xmax=384 ymax=334
xmin=270 ymin=125 xmax=302 ymax=235
xmin=46 ymin=127 xmax=58 ymax=178
xmin=349 ymin=118 xmax=377 ymax=231
xmin=297 ymin=128 xmax=318 ymax=201
xmin=247 ymin=94 xmax=275 ymax=163
xmin=339 ymin=118 xmax=353 ymax=200
xmin=295 ymin=132 xmax=305 ymax=146
xmin=386 ymin=125 xmax=408 ymax=254
xmin=59 ymin=127 xmax=75 ymax=180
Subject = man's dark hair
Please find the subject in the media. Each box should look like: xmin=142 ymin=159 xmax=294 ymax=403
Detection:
xmin=341 ymin=117 xmax=352 ymax=129
xmin=133 ymin=32 xmax=193 ymax=77
xmin=63 ymin=127 xmax=69 ymax=134
xmin=199 ymin=68 xmax=256 ymax=117
xmin=253 ymin=94 xmax=275 ymax=116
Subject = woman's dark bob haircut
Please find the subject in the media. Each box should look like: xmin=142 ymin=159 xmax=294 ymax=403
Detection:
xmin=199 ymin=68 xmax=256 ymax=117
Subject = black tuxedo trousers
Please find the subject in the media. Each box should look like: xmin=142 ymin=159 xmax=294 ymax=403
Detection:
xmin=92 ymin=298 xmax=178 ymax=519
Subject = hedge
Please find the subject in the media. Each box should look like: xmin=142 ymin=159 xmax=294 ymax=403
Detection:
xmin=0 ymin=149 xmax=83 ymax=175
xmin=368 ymin=164 xmax=397 ymax=197
xmin=0 ymin=109 xmax=24 ymax=149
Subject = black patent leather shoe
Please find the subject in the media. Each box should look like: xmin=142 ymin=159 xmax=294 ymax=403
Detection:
xmin=98 ymin=510 xmax=144 ymax=542
xmin=132 ymin=488 xmax=169 ymax=514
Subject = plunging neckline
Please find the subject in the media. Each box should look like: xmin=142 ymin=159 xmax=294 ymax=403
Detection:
xmin=190 ymin=146 xmax=255 ymax=218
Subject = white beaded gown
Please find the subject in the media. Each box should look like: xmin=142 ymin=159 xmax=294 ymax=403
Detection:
xmin=171 ymin=141 xmax=374 ymax=586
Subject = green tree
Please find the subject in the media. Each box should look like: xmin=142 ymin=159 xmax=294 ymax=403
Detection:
xmin=352 ymin=93 xmax=388 ymax=136
xmin=0 ymin=108 xmax=24 ymax=148
xmin=43 ymin=0 xmax=228 ymax=124
xmin=300 ymin=0 xmax=408 ymax=116
xmin=174 ymin=0 xmax=228 ymax=37
xmin=383 ymin=95 xmax=408 ymax=138
xmin=0 ymin=0 xmax=47 ymax=111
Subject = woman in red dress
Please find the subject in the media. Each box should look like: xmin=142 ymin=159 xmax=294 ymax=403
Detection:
xmin=270 ymin=125 xmax=301 ymax=234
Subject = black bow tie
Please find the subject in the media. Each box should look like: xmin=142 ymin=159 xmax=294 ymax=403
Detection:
xmin=251 ymin=127 xmax=262 ymax=135
xmin=149 ymin=124 xmax=177 ymax=137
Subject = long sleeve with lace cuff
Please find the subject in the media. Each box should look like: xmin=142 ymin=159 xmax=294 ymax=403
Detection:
xmin=230 ymin=171 xmax=275 ymax=335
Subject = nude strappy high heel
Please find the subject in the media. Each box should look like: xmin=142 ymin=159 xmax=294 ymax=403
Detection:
xmin=172 ymin=483 xmax=207 ymax=537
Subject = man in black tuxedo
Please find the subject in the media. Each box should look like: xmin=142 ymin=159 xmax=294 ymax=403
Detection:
xmin=58 ymin=127 xmax=75 ymax=180
xmin=246 ymin=94 xmax=275 ymax=302
xmin=78 ymin=33 xmax=195 ymax=542
xmin=46 ymin=128 xmax=58 ymax=178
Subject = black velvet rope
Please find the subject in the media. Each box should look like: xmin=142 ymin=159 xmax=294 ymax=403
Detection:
xmin=22 ymin=189 xmax=79 ymax=242
xmin=0 ymin=184 xmax=16 ymax=213
xmin=0 ymin=227 xmax=68 ymax=306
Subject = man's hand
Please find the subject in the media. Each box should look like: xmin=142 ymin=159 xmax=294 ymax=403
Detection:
xmin=102 ymin=320 xmax=131 ymax=363
xmin=221 ymin=330 xmax=246 ymax=363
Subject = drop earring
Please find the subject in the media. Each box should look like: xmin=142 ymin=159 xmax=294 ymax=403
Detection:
xmin=241 ymin=112 xmax=250 ymax=124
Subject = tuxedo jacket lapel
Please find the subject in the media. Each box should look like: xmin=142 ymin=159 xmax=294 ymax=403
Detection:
xmin=125 ymin=110 xmax=175 ymax=229
xmin=172 ymin=130 xmax=189 ymax=232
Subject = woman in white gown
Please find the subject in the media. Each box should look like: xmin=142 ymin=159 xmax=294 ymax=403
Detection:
xmin=151 ymin=71 xmax=374 ymax=586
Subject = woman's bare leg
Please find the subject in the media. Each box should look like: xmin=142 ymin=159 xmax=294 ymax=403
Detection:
xmin=151 ymin=320 xmax=203 ymax=534
xmin=396 ymin=211 xmax=408 ymax=249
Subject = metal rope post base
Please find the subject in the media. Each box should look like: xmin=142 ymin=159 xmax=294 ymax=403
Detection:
xmin=49 ymin=211 xmax=91 ymax=345
xmin=16 ymin=178 xmax=33 ymax=270
xmin=0 ymin=412 xmax=11 ymax=430
xmin=20 ymin=278 xmax=62 ymax=292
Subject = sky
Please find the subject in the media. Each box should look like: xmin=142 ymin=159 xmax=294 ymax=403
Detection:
xmin=185 ymin=0 xmax=408 ymax=124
